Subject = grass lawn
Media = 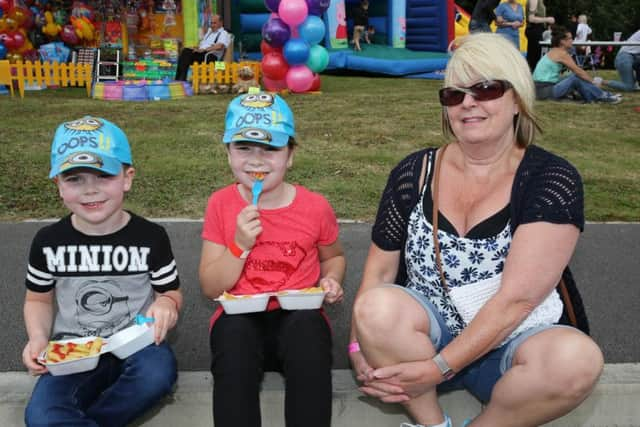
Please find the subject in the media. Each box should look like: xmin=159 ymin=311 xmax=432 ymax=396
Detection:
xmin=0 ymin=72 xmax=638 ymax=222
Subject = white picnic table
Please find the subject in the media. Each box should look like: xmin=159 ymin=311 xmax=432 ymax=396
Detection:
xmin=540 ymin=40 xmax=640 ymax=46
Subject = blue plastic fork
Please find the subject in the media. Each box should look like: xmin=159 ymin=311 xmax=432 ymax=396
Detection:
xmin=252 ymin=179 xmax=263 ymax=205
xmin=135 ymin=314 xmax=154 ymax=325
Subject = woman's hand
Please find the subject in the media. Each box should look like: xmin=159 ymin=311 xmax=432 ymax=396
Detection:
xmin=360 ymin=360 xmax=440 ymax=403
xmin=146 ymin=295 xmax=179 ymax=345
xmin=234 ymin=205 xmax=262 ymax=251
xmin=319 ymin=276 xmax=343 ymax=304
xmin=22 ymin=338 xmax=48 ymax=376
xmin=349 ymin=349 xmax=374 ymax=382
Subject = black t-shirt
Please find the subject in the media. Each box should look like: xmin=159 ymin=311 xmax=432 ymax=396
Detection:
xmin=25 ymin=213 xmax=180 ymax=339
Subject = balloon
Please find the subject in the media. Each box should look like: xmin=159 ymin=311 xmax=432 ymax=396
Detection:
xmin=286 ymin=65 xmax=313 ymax=92
xmin=262 ymin=17 xmax=290 ymax=48
xmin=0 ymin=41 xmax=6 ymax=59
xmin=309 ymin=72 xmax=321 ymax=91
xmin=305 ymin=44 xmax=328 ymax=72
xmin=11 ymin=30 xmax=25 ymax=49
xmin=60 ymin=24 xmax=79 ymax=45
xmin=42 ymin=11 xmax=61 ymax=37
xmin=0 ymin=0 xmax=9 ymax=13
xmin=283 ymin=37 xmax=309 ymax=65
xmin=262 ymin=75 xmax=288 ymax=91
xmin=8 ymin=6 xmax=33 ymax=28
xmin=0 ymin=32 xmax=16 ymax=49
xmin=260 ymin=39 xmax=282 ymax=56
xmin=4 ymin=16 xmax=17 ymax=31
xmin=278 ymin=0 xmax=308 ymax=28
xmin=299 ymin=15 xmax=325 ymax=45
xmin=264 ymin=0 xmax=280 ymax=13
xmin=305 ymin=0 xmax=330 ymax=16
xmin=261 ymin=51 xmax=289 ymax=80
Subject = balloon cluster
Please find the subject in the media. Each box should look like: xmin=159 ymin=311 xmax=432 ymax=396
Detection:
xmin=0 ymin=1 xmax=36 ymax=62
xmin=261 ymin=0 xmax=330 ymax=92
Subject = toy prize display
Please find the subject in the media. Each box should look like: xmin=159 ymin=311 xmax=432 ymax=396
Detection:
xmin=261 ymin=0 xmax=329 ymax=92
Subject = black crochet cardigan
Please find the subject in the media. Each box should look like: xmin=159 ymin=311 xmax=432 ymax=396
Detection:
xmin=371 ymin=144 xmax=589 ymax=332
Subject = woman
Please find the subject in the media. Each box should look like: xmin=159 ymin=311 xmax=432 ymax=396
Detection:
xmin=524 ymin=0 xmax=554 ymax=71
xmin=495 ymin=0 xmax=524 ymax=48
xmin=349 ymin=33 xmax=602 ymax=427
xmin=532 ymin=26 xmax=621 ymax=103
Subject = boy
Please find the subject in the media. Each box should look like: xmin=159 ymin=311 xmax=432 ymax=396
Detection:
xmin=22 ymin=116 xmax=182 ymax=426
xmin=199 ymin=93 xmax=346 ymax=427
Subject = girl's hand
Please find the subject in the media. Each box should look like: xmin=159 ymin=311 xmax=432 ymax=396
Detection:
xmin=235 ymin=205 xmax=262 ymax=251
xmin=319 ymin=276 xmax=343 ymax=304
xmin=22 ymin=338 xmax=48 ymax=376
xmin=146 ymin=295 xmax=179 ymax=345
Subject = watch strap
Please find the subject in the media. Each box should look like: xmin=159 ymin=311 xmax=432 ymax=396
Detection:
xmin=433 ymin=352 xmax=455 ymax=380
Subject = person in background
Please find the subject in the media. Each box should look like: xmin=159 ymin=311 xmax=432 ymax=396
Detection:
xmin=349 ymin=33 xmax=603 ymax=427
xmin=494 ymin=0 xmax=524 ymax=48
xmin=352 ymin=0 xmax=371 ymax=51
xmin=199 ymin=93 xmax=346 ymax=427
xmin=532 ymin=26 xmax=622 ymax=103
xmin=175 ymin=14 xmax=230 ymax=81
xmin=574 ymin=14 xmax=593 ymax=59
xmin=525 ymin=0 xmax=555 ymax=71
xmin=567 ymin=13 xmax=578 ymax=38
xmin=23 ymin=116 xmax=182 ymax=427
xmin=606 ymin=29 xmax=640 ymax=92
xmin=469 ymin=0 xmax=500 ymax=33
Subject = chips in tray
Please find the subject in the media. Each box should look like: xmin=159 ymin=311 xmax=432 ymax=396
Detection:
xmin=45 ymin=337 xmax=103 ymax=363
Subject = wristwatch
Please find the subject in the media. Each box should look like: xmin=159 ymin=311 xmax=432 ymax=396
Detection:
xmin=228 ymin=241 xmax=251 ymax=259
xmin=432 ymin=353 xmax=455 ymax=381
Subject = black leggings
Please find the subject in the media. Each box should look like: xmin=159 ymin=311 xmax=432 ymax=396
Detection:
xmin=525 ymin=24 xmax=545 ymax=72
xmin=210 ymin=309 xmax=333 ymax=427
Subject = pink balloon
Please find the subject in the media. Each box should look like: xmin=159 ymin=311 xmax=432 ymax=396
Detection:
xmin=263 ymin=75 xmax=288 ymax=91
xmin=60 ymin=24 xmax=79 ymax=45
xmin=278 ymin=0 xmax=308 ymax=28
xmin=285 ymin=64 xmax=313 ymax=93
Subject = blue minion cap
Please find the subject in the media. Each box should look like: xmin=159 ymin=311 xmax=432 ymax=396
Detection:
xmin=222 ymin=92 xmax=295 ymax=147
xmin=49 ymin=116 xmax=132 ymax=178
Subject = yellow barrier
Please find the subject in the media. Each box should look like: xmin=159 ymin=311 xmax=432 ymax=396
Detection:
xmin=190 ymin=61 xmax=261 ymax=95
xmin=3 ymin=61 xmax=93 ymax=99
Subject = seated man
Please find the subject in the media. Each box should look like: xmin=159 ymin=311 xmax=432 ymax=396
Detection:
xmin=175 ymin=14 xmax=230 ymax=81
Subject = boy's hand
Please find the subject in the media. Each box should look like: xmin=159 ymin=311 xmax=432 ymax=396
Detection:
xmin=319 ymin=276 xmax=343 ymax=304
xmin=22 ymin=338 xmax=48 ymax=375
xmin=235 ymin=205 xmax=262 ymax=251
xmin=146 ymin=296 xmax=179 ymax=345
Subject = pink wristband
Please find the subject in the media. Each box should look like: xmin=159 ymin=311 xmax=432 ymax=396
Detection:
xmin=348 ymin=341 xmax=361 ymax=354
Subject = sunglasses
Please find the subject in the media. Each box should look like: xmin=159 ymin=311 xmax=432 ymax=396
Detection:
xmin=439 ymin=80 xmax=513 ymax=106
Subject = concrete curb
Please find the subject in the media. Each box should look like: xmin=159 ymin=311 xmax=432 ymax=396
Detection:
xmin=2 ymin=365 xmax=640 ymax=427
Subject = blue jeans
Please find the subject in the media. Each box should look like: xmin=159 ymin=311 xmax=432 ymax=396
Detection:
xmin=552 ymin=74 xmax=606 ymax=102
xmin=25 ymin=342 xmax=177 ymax=427
xmin=469 ymin=19 xmax=491 ymax=33
xmin=397 ymin=285 xmax=573 ymax=403
xmin=607 ymin=51 xmax=640 ymax=91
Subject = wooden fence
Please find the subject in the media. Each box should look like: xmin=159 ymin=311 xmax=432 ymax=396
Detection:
xmin=190 ymin=61 xmax=261 ymax=95
xmin=1 ymin=60 xmax=93 ymax=98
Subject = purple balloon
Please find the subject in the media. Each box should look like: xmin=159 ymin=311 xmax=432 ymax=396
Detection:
xmin=305 ymin=0 xmax=330 ymax=16
xmin=264 ymin=0 xmax=281 ymax=13
xmin=262 ymin=17 xmax=291 ymax=48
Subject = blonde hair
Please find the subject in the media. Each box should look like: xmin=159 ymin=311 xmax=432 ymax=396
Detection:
xmin=442 ymin=33 xmax=540 ymax=147
xmin=578 ymin=14 xmax=588 ymax=24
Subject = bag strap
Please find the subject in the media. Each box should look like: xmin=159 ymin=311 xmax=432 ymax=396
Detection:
xmin=432 ymin=144 xmax=449 ymax=293
xmin=557 ymin=277 xmax=578 ymax=327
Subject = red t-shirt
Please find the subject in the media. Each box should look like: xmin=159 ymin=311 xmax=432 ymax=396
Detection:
xmin=202 ymin=183 xmax=340 ymax=321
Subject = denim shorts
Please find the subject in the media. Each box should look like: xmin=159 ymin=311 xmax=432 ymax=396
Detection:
xmin=395 ymin=285 xmax=572 ymax=403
